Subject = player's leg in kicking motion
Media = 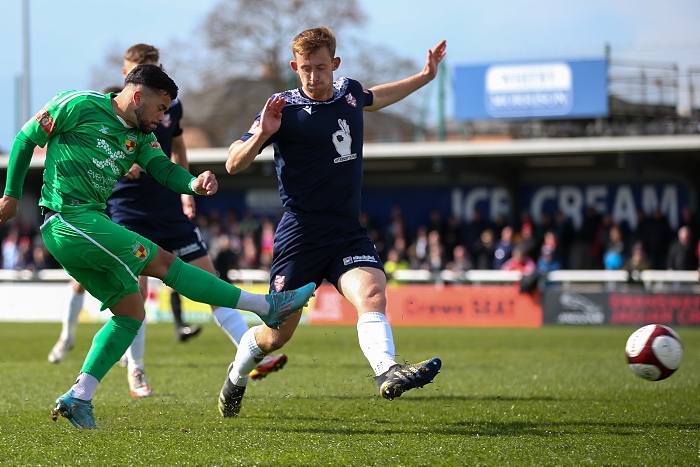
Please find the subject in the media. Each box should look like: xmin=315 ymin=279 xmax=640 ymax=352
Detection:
xmin=124 ymin=252 xmax=289 ymax=398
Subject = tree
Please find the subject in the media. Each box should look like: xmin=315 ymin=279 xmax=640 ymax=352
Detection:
xmin=204 ymin=0 xmax=367 ymax=91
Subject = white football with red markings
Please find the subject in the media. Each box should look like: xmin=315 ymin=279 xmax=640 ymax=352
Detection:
xmin=625 ymin=324 xmax=683 ymax=381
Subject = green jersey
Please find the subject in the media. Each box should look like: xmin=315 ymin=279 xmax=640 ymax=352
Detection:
xmin=16 ymin=90 xmax=193 ymax=213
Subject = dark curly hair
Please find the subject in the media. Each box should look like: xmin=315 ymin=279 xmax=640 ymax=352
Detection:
xmin=124 ymin=64 xmax=178 ymax=100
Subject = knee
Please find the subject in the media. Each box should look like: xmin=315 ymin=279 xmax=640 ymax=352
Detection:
xmin=143 ymin=248 xmax=176 ymax=279
xmin=363 ymin=283 xmax=386 ymax=310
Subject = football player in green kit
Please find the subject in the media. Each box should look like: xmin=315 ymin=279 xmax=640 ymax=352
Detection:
xmin=0 ymin=64 xmax=315 ymax=429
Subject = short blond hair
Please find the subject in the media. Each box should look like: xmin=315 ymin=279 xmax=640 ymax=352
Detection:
xmin=124 ymin=43 xmax=160 ymax=65
xmin=291 ymin=26 xmax=336 ymax=58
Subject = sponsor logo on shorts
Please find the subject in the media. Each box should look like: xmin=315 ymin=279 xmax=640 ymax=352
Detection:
xmin=176 ymin=242 xmax=202 ymax=257
xmin=343 ymin=255 xmax=378 ymax=266
xmin=130 ymin=242 xmax=149 ymax=260
xmin=274 ymin=275 xmax=285 ymax=292
xmin=35 ymin=108 xmax=55 ymax=135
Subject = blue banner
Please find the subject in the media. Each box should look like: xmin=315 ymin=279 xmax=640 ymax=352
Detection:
xmin=454 ymin=59 xmax=609 ymax=120
xmin=197 ymin=182 xmax=690 ymax=232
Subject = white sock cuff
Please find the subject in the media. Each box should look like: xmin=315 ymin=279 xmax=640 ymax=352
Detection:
xmin=357 ymin=311 xmax=387 ymax=328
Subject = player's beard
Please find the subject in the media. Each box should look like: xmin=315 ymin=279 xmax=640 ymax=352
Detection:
xmin=134 ymin=106 xmax=156 ymax=133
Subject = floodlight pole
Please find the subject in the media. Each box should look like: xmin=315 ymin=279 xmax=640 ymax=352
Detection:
xmin=437 ymin=61 xmax=446 ymax=142
xmin=20 ymin=0 xmax=31 ymax=125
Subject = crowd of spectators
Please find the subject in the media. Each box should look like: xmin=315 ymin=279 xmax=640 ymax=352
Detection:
xmin=2 ymin=205 xmax=700 ymax=282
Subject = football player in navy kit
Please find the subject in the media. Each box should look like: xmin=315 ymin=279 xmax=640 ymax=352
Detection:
xmin=219 ymin=27 xmax=447 ymax=417
xmin=47 ymin=44 xmax=289 ymax=398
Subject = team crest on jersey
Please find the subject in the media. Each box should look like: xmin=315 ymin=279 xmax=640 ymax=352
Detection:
xmin=149 ymin=141 xmax=161 ymax=149
xmin=273 ymin=275 xmax=286 ymax=292
xmin=35 ymin=109 xmax=55 ymax=135
xmin=124 ymin=132 xmax=138 ymax=154
xmin=345 ymin=93 xmax=357 ymax=107
xmin=248 ymin=120 xmax=261 ymax=134
xmin=161 ymin=114 xmax=172 ymax=128
xmin=130 ymin=242 xmax=149 ymax=260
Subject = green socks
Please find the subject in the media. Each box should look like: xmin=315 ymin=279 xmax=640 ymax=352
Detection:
xmin=163 ymin=257 xmax=242 ymax=309
xmin=81 ymin=315 xmax=142 ymax=381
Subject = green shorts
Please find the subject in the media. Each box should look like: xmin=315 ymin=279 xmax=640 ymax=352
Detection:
xmin=40 ymin=210 xmax=158 ymax=311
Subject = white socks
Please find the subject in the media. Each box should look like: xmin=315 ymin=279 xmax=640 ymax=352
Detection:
xmin=357 ymin=312 xmax=396 ymax=376
xmin=61 ymin=290 xmax=84 ymax=341
xmin=213 ymin=307 xmax=249 ymax=347
xmin=126 ymin=322 xmax=146 ymax=372
xmin=236 ymin=291 xmax=270 ymax=315
xmin=70 ymin=373 xmax=99 ymax=401
xmin=228 ymin=326 xmax=266 ymax=387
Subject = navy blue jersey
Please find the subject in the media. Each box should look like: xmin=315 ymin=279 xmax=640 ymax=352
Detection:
xmin=241 ymin=78 xmax=373 ymax=222
xmin=107 ymin=98 xmax=184 ymax=221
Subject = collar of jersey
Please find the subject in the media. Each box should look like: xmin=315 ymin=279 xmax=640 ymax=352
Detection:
xmin=277 ymin=77 xmax=349 ymax=106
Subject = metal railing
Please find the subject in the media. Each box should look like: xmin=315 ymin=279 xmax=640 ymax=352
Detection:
xmin=0 ymin=268 xmax=697 ymax=291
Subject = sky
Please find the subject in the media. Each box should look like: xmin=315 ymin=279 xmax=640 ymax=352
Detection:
xmin=1 ymin=0 xmax=699 ymax=153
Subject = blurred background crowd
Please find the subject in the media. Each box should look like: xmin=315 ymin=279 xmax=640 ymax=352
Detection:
xmin=3 ymin=203 xmax=699 ymax=280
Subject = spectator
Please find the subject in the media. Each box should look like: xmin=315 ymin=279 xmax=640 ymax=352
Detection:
xmin=603 ymin=224 xmax=625 ymax=270
xmin=571 ymin=206 xmax=601 ymax=269
xmin=473 ymin=229 xmax=495 ymax=270
xmin=501 ymin=245 xmax=536 ymax=275
xmin=443 ymin=214 xmax=463 ymax=262
xmin=536 ymin=245 xmax=562 ymax=290
xmin=666 ymin=225 xmax=697 ymax=270
xmin=239 ymin=210 xmax=260 ymax=240
xmin=464 ymin=209 xmax=487 ymax=259
xmin=446 ymin=244 xmax=472 ymax=273
xmin=213 ymin=234 xmax=238 ymax=280
xmin=624 ymin=241 xmax=652 ymax=282
xmin=237 ymin=235 xmax=260 ymax=269
xmin=518 ymin=222 xmax=538 ymax=261
xmin=679 ymin=206 xmax=700 ymax=248
xmin=594 ymin=214 xmax=614 ymax=269
xmin=259 ymin=217 xmax=275 ymax=270
xmin=385 ymin=205 xmax=408 ymax=247
xmin=411 ymin=226 xmax=429 ymax=264
xmin=384 ymin=248 xmax=410 ymax=284
xmin=421 ymin=230 xmax=445 ymax=272
xmin=552 ymin=210 xmax=574 ymax=268
xmin=427 ymin=208 xmax=447 ymax=238
xmin=2 ymin=228 xmax=20 ymax=270
xmin=648 ymin=208 xmax=671 ymax=269
xmin=492 ymin=225 xmax=514 ymax=270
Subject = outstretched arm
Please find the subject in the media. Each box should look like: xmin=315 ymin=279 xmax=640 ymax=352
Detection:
xmin=226 ymin=95 xmax=285 ymax=174
xmin=365 ymin=40 xmax=446 ymax=112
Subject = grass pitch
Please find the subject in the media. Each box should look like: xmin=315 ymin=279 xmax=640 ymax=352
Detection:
xmin=0 ymin=322 xmax=698 ymax=466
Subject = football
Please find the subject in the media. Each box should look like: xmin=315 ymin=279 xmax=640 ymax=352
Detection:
xmin=625 ymin=324 xmax=683 ymax=381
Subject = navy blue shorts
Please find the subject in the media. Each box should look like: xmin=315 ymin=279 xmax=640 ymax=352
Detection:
xmin=269 ymin=211 xmax=384 ymax=293
xmin=114 ymin=215 xmax=208 ymax=263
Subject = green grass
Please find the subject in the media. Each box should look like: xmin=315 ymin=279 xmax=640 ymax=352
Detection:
xmin=0 ymin=323 xmax=698 ymax=466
